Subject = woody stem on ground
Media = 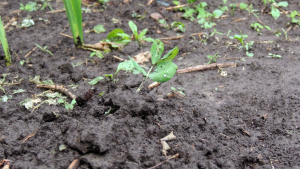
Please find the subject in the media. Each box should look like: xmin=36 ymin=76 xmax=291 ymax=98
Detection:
xmin=136 ymin=66 xmax=153 ymax=93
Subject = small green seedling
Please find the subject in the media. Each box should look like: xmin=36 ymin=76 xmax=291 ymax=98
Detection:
xmin=250 ymin=22 xmax=270 ymax=32
xmin=88 ymin=76 xmax=104 ymax=85
xmin=116 ymin=39 xmax=179 ymax=92
xmin=63 ymin=0 xmax=83 ymax=47
xmin=117 ymin=21 xmax=154 ymax=44
xmin=170 ymin=22 xmax=185 ymax=32
xmin=210 ymin=29 xmax=223 ymax=36
xmin=35 ymin=44 xmax=53 ymax=55
xmin=281 ymin=28 xmax=288 ymax=40
xmin=131 ymin=11 xmax=146 ymax=21
xmin=268 ymin=53 xmax=281 ymax=58
xmin=40 ymin=0 xmax=53 ymax=11
xmin=274 ymin=29 xmax=282 ymax=37
xmin=158 ymin=19 xmax=170 ymax=29
xmin=0 ymin=16 xmax=12 ymax=66
xmin=91 ymin=24 xmax=106 ymax=33
xmin=206 ymin=53 xmax=220 ymax=64
xmin=90 ymin=50 xmax=104 ymax=58
xmin=270 ymin=1 xmax=289 ymax=20
xmin=20 ymin=2 xmax=38 ymax=12
xmin=229 ymin=3 xmax=237 ymax=16
xmin=288 ymin=10 xmax=300 ymax=25
xmin=167 ymin=87 xmax=186 ymax=98
xmin=219 ymin=0 xmax=229 ymax=12
xmin=230 ymin=33 xmax=254 ymax=57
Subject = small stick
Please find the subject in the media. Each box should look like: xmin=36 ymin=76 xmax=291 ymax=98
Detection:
xmin=0 ymin=137 xmax=5 ymax=142
xmin=113 ymin=55 xmax=124 ymax=61
xmin=21 ymin=130 xmax=38 ymax=143
xmin=24 ymin=47 xmax=37 ymax=58
xmin=148 ymin=153 xmax=179 ymax=169
xmin=36 ymin=84 xmax=77 ymax=100
xmin=147 ymin=0 xmax=155 ymax=5
xmin=226 ymin=57 xmax=243 ymax=60
xmin=177 ymin=62 xmax=236 ymax=74
xmin=231 ymin=18 xmax=247 ymax=23
xmin=68 ymin=159 xmax=79 ymax=169
xmin=4 ymin=17 xmax=17 ymax=29
xmin=60 ymin=33 xmax=73 ymax=39
xmin=159 ymin=35 xmax=185 ymax=40
xmin=286 ymin=25 xmax=292 ymax=34
xmin=148 ymin=82 xmax=161 ymax=90
xmin=46 ymin=9 xmax=66 ymax=13
xmin=165 ymin=3 xmax=193 ymax=10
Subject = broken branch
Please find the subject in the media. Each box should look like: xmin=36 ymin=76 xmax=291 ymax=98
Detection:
xmin=36 ymin=84 xmax=76 ymax=100
xmin=177 ymin=62 xmax=236 ymax=74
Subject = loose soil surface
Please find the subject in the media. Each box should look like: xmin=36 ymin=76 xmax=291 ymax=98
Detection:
xmin=1 ymin=0 xmax=300 ymax=168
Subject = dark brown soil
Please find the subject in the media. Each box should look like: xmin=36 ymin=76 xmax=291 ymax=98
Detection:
xmin=1 ymin=0 xmax=300 ymax=168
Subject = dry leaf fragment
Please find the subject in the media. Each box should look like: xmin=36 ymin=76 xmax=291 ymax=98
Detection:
xmin=68 ymin=159 xmax=79 ymax=169
xmin=160 ymin=131 xmax=176 ymax=141
xmin=150 ymin=13 xmax=163 ymax=20
xmin=0 ymin=159 xmax=10 ymax=169
xmin=133 ymin=51 xmax=151 ymax=64
xmin=161 ymin=141 xmax=170 ymax=156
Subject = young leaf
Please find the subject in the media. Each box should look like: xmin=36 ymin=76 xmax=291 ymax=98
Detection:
xmin=93 ymin=24 xmax=106 ymax=33
xmin=107 ymin=28 xmax=127 ymax=42
xmin=150 ymin=39 xmax=164 ymax=65
xmin=239 ymin=3 xmax=248 ymax=10
xmin=138 ymin=28 xmax=148 ymax=40
xmin=213 ymin=10 xmax=223 ymax=18
xmin=157 ymin=46 xmax=179 ymax=64
xmin=271 ymin=5 xmax=280 ymax=20
xmin=0 ymin=16 xmax=12 ymax=66
xmin=277 ymin=1 xmax=288 ymax=7
xmin=115 ymin=60 xmax=140 ymax=75
xmin=128 ymin=21 xmax=138 ymax=40
xmin=88 ymin=76 xmax=104 ymax=85
xmin=149 ymin=62 xmax=178 ymax=83
xmin=128 ymin=56 xmax=147 ymax=76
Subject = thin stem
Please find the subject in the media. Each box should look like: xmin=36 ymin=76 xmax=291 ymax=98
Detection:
xmin=136 ymin=66 xmax=153 ymax=93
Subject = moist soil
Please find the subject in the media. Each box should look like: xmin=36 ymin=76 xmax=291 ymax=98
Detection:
xmin=1 ymin=0 xmax=300 ymax=168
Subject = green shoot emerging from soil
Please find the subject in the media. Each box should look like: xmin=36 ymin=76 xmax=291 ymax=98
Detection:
xmin=0 ymin=16 xmax=12 ymax=66
xmin=230 ymin=32 xmax=254 ymax=57
xmin=288 ymin=11 xmax=300 ymax=25
xmin=63 ymin=0 xmax=83 ymax=47
xmin=250 ymin=22 xmax=270 ymax=32
xmin=268 ymin=53 xmax=282 ymax=58
xmin=207 ymin=53 xmax=220 ymax=64
xmin=262 ymin=0 xmax=288 ymax=19
xmin=35 ymin=44 xmax=53 ymax=55
xmin=116 ymin=21 xmax=154 ymax=45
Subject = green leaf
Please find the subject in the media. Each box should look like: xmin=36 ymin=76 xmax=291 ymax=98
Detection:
xmin=150 ymin=39 xmax=164 ymax=65
xmin=0 ymin=95 xmax=12 ymax=102
xmin=142 ymin=37 xmax=155 ymax=42
xmin=88 ymin=76 xmax=104 ymax=85
xmin=0 ymin=16 xmax=11 ymax=66
xmin=128 ymin=21 xmax=138 ymax=40
xmin=277 ymin=1 xmax=288 ymax=7
xmin=65 ymin=99 xmax=76 ymax=110
xmin=128 ymin=56 xmax=146 ymax=76
xmin=171 ymin=87 xmax=176 ymax=91
xmin=149 ymin=62 xmax=178 ymax=83
xmin=239 ymin=3 xmax=248 ymax=10
xmin=62 ymin=0 xmax=83 ymax=47
xmin=117 ymin=33 xmax=131 ymax=38
xmin=213 ymin=9 xmax=223 ymax=18
xmin=107 ymin=28 xmax=126 ymax=42
xmin=271 ymin=5 xmax=280 ymax=20
xmin=157 ymin=46 xmax=179 ymax=64
xmin=115 ymin=60 xmax=141 ymax=75
xmin=93 ymin=24 xmax=106 ymax=33
xmin=138 ymin=28 xmax=148 ymax=40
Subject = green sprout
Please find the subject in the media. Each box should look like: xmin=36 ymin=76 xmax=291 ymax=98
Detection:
xmin=63 ymin=0 xmax=83 ymax=47
xmin=230 ymin=32 xmax=254 ymax=57
xmin=206 ymin=53 xmax=220 ymax=64
xmin=210 ymin=29 xmax=223 ymax=36
xmin=158 ymin=19 xmax=170 ymax=29
xmin=229 ymin=2 xmax=237 ymax=16
xmin=116 ymin=21 xmax=154 ymax=45
xmin=40 ymin=0 xmax=53 ymax=11
xmin=20 ymin=2 xmax=38 ymax=12
xmin=288 ymin=10 xmax=300 ymax=25
xmin=250 ymin=22 xmax=270 ymax=32
xmin=168 ymin=87 xmax=186 ymax=97
xmin=0 ymin=16 xmax=12 ymax=66
xmin=170 ymin=22 xmax=185 ymax=32
xmin=270 ymin=1 xmax=289 ymax=20
xmin=91 ymin=24 xmax=106 ymax=33
xmin=35 ymin=44 xmax=53 ymax=55
xmin=268 ymin=53 xmax=282 ymax=58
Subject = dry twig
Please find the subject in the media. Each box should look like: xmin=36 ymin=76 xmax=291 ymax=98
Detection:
xmin=36 ymin=84 xmax=77 ymax=100
xmin=46 ymin=9 xmax=66 ymax=13
xmin=60 ymin=33 xmax=73 ymax=39
xmin=159 ymin=35 xmax=185 ymax=40
xmin=165 ymin=3 xmax=193 ymax=10
xmin=21 ymin=130 xmax=38 ymax=143
xmin=148 ymin=153 xmax=179 ymax=169
xmin=24 ymin=47 xmax=38 ymax=58
xmin=68 ymin=159 xmax=79 ymax=169
xmin=147 ymin=0 xmax=154 ymax=5
xmin=4 ymin=17 xmax=17 ymax=29
xmin=231 ymin=18 xmax=247 ymax=23
xmin=113 ymin=55 xmax=124 ymax=61
xmin=177 ymin=62 xmax=236 ymax=74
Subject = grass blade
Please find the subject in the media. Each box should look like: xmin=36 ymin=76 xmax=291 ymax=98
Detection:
xmin=0 ymin=16 xmax=11 ymax=66
xmin=62 ymin=0 xmax=83 ymax=47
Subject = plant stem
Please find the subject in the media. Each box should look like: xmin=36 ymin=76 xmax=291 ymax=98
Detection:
xmin=136 ymin=66 xmax=153 ymax=93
